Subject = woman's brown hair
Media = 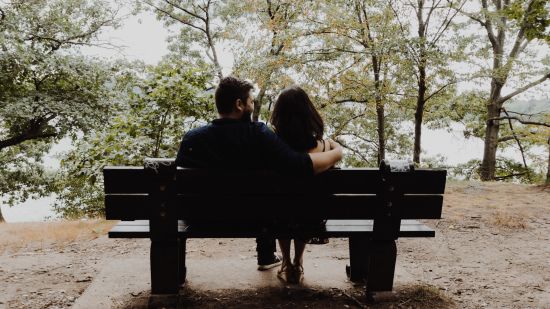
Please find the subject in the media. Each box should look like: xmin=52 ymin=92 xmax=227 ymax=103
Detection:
xmin=271 ymin=86 xmax=324 ymax=152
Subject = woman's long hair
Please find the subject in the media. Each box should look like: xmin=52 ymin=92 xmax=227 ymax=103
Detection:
xmin=271 ymin=86 xmax=324 ymax=152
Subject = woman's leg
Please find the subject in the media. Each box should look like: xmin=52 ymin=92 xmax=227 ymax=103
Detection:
xmin=291 ymin=240 xmax=306 ymax=283
xmin=293 ymin=240 xmax=306 ymax=266
xmin=277 ymin=239 xmax=292 ymax=267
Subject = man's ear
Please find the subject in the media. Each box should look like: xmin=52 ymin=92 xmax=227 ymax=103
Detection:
xmin=235 ymin=99 xmax=244 ymax=112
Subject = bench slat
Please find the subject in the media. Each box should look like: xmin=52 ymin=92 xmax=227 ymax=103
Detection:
xmin=103 ymin=167 xmax=446 ymax=195
xmin=105 ymin=194 xmax=443 ymax=220
xmin=108 ymin=219 xmax=435 ymax=238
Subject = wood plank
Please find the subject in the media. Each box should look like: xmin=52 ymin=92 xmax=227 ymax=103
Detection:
xmin=103 ymin=166 xmax=447 ymax=195
xmin=114 ymin=219 xmax=429 ymax=226
xmin=108 ymin=220 xmax=435 ymax=238
xmin=105 ymin=194 xmax=443 ymax=220
xmin=103 ymin=167 xmax=149 ymax=193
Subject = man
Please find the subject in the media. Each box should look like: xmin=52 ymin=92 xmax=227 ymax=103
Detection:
xmin=176 ymin=76 xmax=343 ymax=270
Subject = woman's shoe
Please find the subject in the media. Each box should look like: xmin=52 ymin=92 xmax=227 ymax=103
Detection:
xmin=277 ymin=263 xmax=292 ymax=283
xmin=288 ymin=264 xmax=304 ymax=284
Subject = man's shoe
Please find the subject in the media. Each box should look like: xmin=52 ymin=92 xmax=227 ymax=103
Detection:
xmin=257 ymin=254 xmax=282 ymax=271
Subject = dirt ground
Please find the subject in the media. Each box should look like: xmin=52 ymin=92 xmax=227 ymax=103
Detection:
xmin=0 ymin=181 xmax=549 ymax=308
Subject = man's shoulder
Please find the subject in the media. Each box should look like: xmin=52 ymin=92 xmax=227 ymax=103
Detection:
xmin=183 ymin=123 xmax=214 ymax=139
xmin=250 ymin=121 xmax=272 ymax=134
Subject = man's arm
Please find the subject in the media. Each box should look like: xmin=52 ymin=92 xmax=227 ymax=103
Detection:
xmin=309 ymin=140 xmax=343 ymax=174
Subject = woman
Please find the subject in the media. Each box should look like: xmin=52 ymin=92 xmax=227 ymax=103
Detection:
xmin=270 ymin=86 xmax=336 ymax=283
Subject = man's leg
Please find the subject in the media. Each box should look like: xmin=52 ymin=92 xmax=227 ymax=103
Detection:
xmin=256 ymin=237 xmax=281 ymax=270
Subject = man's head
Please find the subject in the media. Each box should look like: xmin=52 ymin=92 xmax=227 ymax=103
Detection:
xmin=215 ymin=76 xmax=254 ymax=120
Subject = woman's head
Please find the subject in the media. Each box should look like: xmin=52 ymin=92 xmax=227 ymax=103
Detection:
xmin=271 ymin=86 xmax=324 ymax=152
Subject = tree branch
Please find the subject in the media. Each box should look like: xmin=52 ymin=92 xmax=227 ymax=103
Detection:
xmin=494 ymin=172 xmax=527 ymax=180
xmin=0 ymin=119 xmax=57 ymax=150
xmin=502 ymin=108 xmax=529 ymax=177
xmin=424 ymin=79 xmax=459 ymax=102
xmin=431 ymin=0 xmax=465 ymax=46
xmin=337 ymin=139 xmax=372 ymax=163
xmin=481 ymin=0 xmax=499 ymax=50
xmin=163 ymin=0 xmax=206 ymax=22
xmin=489 ymin=116 xmax=550 ymax=127
xmin=497 ymin=73 xmax=550 ymax=104
xmin=145 ymin=2 xmax=207 ymax=35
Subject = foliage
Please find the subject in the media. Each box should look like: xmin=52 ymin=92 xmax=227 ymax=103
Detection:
xmin=452 ymin=156 xmax=545 ymax=183
xmin=140 ymin=0 xmax=226 ymax=79
xmin=0 ymin=0 xmax=120 ymax=207
xmin=52 ymin=61 xmax=215 ymax=218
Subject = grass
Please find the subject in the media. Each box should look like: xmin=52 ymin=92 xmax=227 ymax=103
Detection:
xmin=490 ymin=212 xmax=527 ymax=229
xmin=0 ymin=220 xmax=116 ymax=254
xmin=396 ymin=284 xmax=454 ymax=308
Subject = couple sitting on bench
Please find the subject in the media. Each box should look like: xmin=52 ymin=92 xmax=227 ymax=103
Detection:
xmin=175 ymin=76 xmax=343 ymax=284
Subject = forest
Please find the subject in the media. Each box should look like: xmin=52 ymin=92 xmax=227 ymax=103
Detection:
xmin=0 ymin=0 xmax=549 ymax=220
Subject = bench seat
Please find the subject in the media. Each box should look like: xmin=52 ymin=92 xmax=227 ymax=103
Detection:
xmin=108 ymin=219 xmax=435 ymax=238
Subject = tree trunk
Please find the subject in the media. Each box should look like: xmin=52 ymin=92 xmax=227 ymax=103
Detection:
xmin=480 ymin=99 xmax=502 ymax=181
xmin=372 ymin=56 xmax=385 ymax=164
xmin=413 ymin=65 xmax=426 ymax=164
xmin=480 ymin=62 xmax=507 ymax=180
xmin=413 ymin=0 xmax=426 ymax=164
xmin=413 ymin=100 xmax=425 ymax=164
xmin=253 ymin=87 xmax=268 ymax=122
xmin=0 ymin=207 xmax=5 ymax=223
xmin=546 ymin=137 xmax=550 ymax=185
xmin=376 ymin=100 xmax=385 ymax=164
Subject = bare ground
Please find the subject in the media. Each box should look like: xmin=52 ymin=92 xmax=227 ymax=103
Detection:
xmin=0 ymin=181 xmax=549 ymax=308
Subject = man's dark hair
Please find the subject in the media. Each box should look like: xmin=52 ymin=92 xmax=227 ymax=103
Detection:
xmin=215 ymin=76 xmax=254 ymax=114
xmin=271 ymin=86 xmax=324 ymax=152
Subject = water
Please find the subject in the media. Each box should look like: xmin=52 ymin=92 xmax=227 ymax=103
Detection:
xmin=1 ymin=196 xmax=57 ymax=222
xmin=1 ymin=123 xmax=544 ymax=223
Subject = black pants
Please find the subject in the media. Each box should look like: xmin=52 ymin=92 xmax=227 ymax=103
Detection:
xmin=186 ymin=220 xmax=276 ymax=264
xmin=256 ymin=236 xmax=276 ymax=264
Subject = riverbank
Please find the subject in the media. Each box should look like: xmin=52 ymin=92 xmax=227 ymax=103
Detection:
xmin=1 ymin=181 xmax=549 ymax=308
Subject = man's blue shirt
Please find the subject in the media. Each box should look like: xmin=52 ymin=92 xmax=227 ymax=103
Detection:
xmin=175 ymin=118 xmax=314 ymax=176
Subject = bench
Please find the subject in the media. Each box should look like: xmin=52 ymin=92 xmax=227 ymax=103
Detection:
xmin=104 ymin=158 xmax=446 ymax=297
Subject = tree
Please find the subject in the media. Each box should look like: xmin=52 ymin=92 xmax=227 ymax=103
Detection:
xmin=142 ymin=0 xmax=225 ymax=79
xmin=390 ymin=0 xmax=464 ymax=164
xmin=306 ymin=0 xmax=405 ymax=164
xmin=225 ymin=0 xmax=307 ymax=122
xmin=53 ymin=60 xmax=215 ymax=218
xmin=460 ymin=0 xmax=550 ymax=180
xmin=0 ymin=0 xmax=120 ymax=221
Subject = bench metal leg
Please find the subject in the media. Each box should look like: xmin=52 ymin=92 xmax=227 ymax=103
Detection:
xmin=151 ymin=239 xmax=180 ymax=294
xmin=348 ymin=238 xmax=397 ymax=293
xmin=365 ymin=240 xmax=397 ymax=292
xmin=178 ymin=237 xmax=187 ymax=285
xmin=348 ymin=236 xmax=368 ymax=282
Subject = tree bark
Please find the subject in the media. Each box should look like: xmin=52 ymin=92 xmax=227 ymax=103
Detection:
xmin=480 ymin=93 xmax=503 ymax=180
xmin=0 ymin=117 xmax=57 ymax=151
xmin=253 ymin=87 xmax=268 ymax=122
xmin=546 ymin=137 xmax=550 ymax=185
xmin=413 ymin=91 xmax=425 ymax=164
xmin=372 ymin=55 xmax=385 ymax=164
xmin=0 ymin=207 xmax=5 ymax=223
xmin=413 ymin=0 xmax=426 ymax=164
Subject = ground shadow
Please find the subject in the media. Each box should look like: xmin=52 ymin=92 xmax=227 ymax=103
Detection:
xmin=117 ymin=284 xmax=454 ymax=309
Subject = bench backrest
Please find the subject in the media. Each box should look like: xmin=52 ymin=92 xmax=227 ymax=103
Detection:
xmin=104 ymin=159 xmax=446 ymax=224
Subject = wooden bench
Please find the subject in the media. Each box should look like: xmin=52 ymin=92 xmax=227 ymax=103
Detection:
xmin=104 ymin=158 xmax=446 ymax=297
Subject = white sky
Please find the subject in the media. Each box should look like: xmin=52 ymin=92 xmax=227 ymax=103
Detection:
xmin=80 ymin=9 xmax=236 ymax=71
xmin=81 ymin=11 xmax=170 ymax=64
